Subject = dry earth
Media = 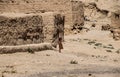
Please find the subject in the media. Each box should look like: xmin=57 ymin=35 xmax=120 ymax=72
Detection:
xmin=0 ymin=0 xmax=120 ymax=77
xmin=0 ymin=30 xmax=120 ymax=77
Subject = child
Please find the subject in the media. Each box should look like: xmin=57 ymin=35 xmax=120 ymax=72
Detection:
xmin=58 ymin=37 xmax=63 ymax=53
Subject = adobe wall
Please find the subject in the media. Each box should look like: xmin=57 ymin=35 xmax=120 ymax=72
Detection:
xmin=0 ymin=0 xmax=70 ymax=26
xmin=0 ymin=0 xmax=84 ymax=30
xmin=108 ymin=13 xmax=120 ymax=40
xmin=0 ymin=13 xmax=56 ymax=46
xmin=111 ymin=13 xmax=120 ymax=28
xmin=71 ymin=0 xmax=84 ymax=26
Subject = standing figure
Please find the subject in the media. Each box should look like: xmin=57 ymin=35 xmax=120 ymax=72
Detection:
xmin=52 ymin=14 xmax=65 ymax=53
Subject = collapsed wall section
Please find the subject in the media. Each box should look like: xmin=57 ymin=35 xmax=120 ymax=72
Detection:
xmin=83 ymin=2 xmax=111 ymax=31
xmin=110 ymin=13 xmax=120 ymax=40
xmin=71 ymin=0 xmax=84 ymax=26
xmin=71 ymin=0 xmax=84 ymax=33
xmin=111 ymin=13 xmax=120 ymax=28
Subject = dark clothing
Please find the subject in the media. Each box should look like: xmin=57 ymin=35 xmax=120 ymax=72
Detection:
xmin=58 ymin=41 xmax=63 ymax=49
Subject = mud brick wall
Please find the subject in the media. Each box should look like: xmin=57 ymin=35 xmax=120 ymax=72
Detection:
xmin=0 ymin=13 xmax=54 ymax=46
xmin=42 ymin=12 xmax=65 ymax=43
xmin=0 ymin=13 xmax=65 ymax=46
xmin=0 ymin=0 xmax=72 ymax=26
xmin=41 ymin=12 xmax=55 ymax=42
xmin=70 ymin=0 xmax=84 ymax=33
xmin=71 ymin=0 xmax=84 ymax=27
xmin=0 ymin=0 xmax=84 ymax=31
xmin=111 ymin=13 xmax=120 ymax=28
xmin=111 ymin=13 xmax=120 ymax=40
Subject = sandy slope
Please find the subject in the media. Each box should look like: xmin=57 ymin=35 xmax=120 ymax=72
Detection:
xmin=0 ymin=30 xmax=120 ymax=77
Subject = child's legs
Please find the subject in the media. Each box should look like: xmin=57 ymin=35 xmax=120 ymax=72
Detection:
xmin=59 ymin=48 xmax=61 ymax=53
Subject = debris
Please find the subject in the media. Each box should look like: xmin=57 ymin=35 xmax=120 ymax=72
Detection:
xmin=70 ymin=60 xmax=78 ymax=64
xmin=106 ymin=50 xmax=112 ymax=53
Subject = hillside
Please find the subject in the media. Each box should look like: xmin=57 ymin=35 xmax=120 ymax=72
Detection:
xmin=0 ymin=0 xmax=120 ymax=77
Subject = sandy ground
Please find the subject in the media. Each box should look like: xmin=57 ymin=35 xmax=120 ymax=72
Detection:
xmin=0 ymin=30 xmax=120 ymax=77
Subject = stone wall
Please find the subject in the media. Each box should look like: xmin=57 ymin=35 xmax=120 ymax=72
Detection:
xmin=71 ymin=0 xmax=84 ymax=26
xmin=71 ymin=0 xmax=84 ymax=33
xmin=110 ymin=13 xmax=120 ymax=40
xmin=41 ymin=12 xmax=55 ymax=42
xmin=0 ymin=0 xmax=70 ymax=26
xmin=0 ymin=0 xmax=84 ymax=30
xmin=0 ymin=13 xmax=61 ymax=46
xmin=111 ymin=13 xmax=120 ymax=28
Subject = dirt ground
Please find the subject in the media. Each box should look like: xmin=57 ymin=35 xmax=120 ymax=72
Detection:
xmin=0 ymin=30 xmax=120 ymax=77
